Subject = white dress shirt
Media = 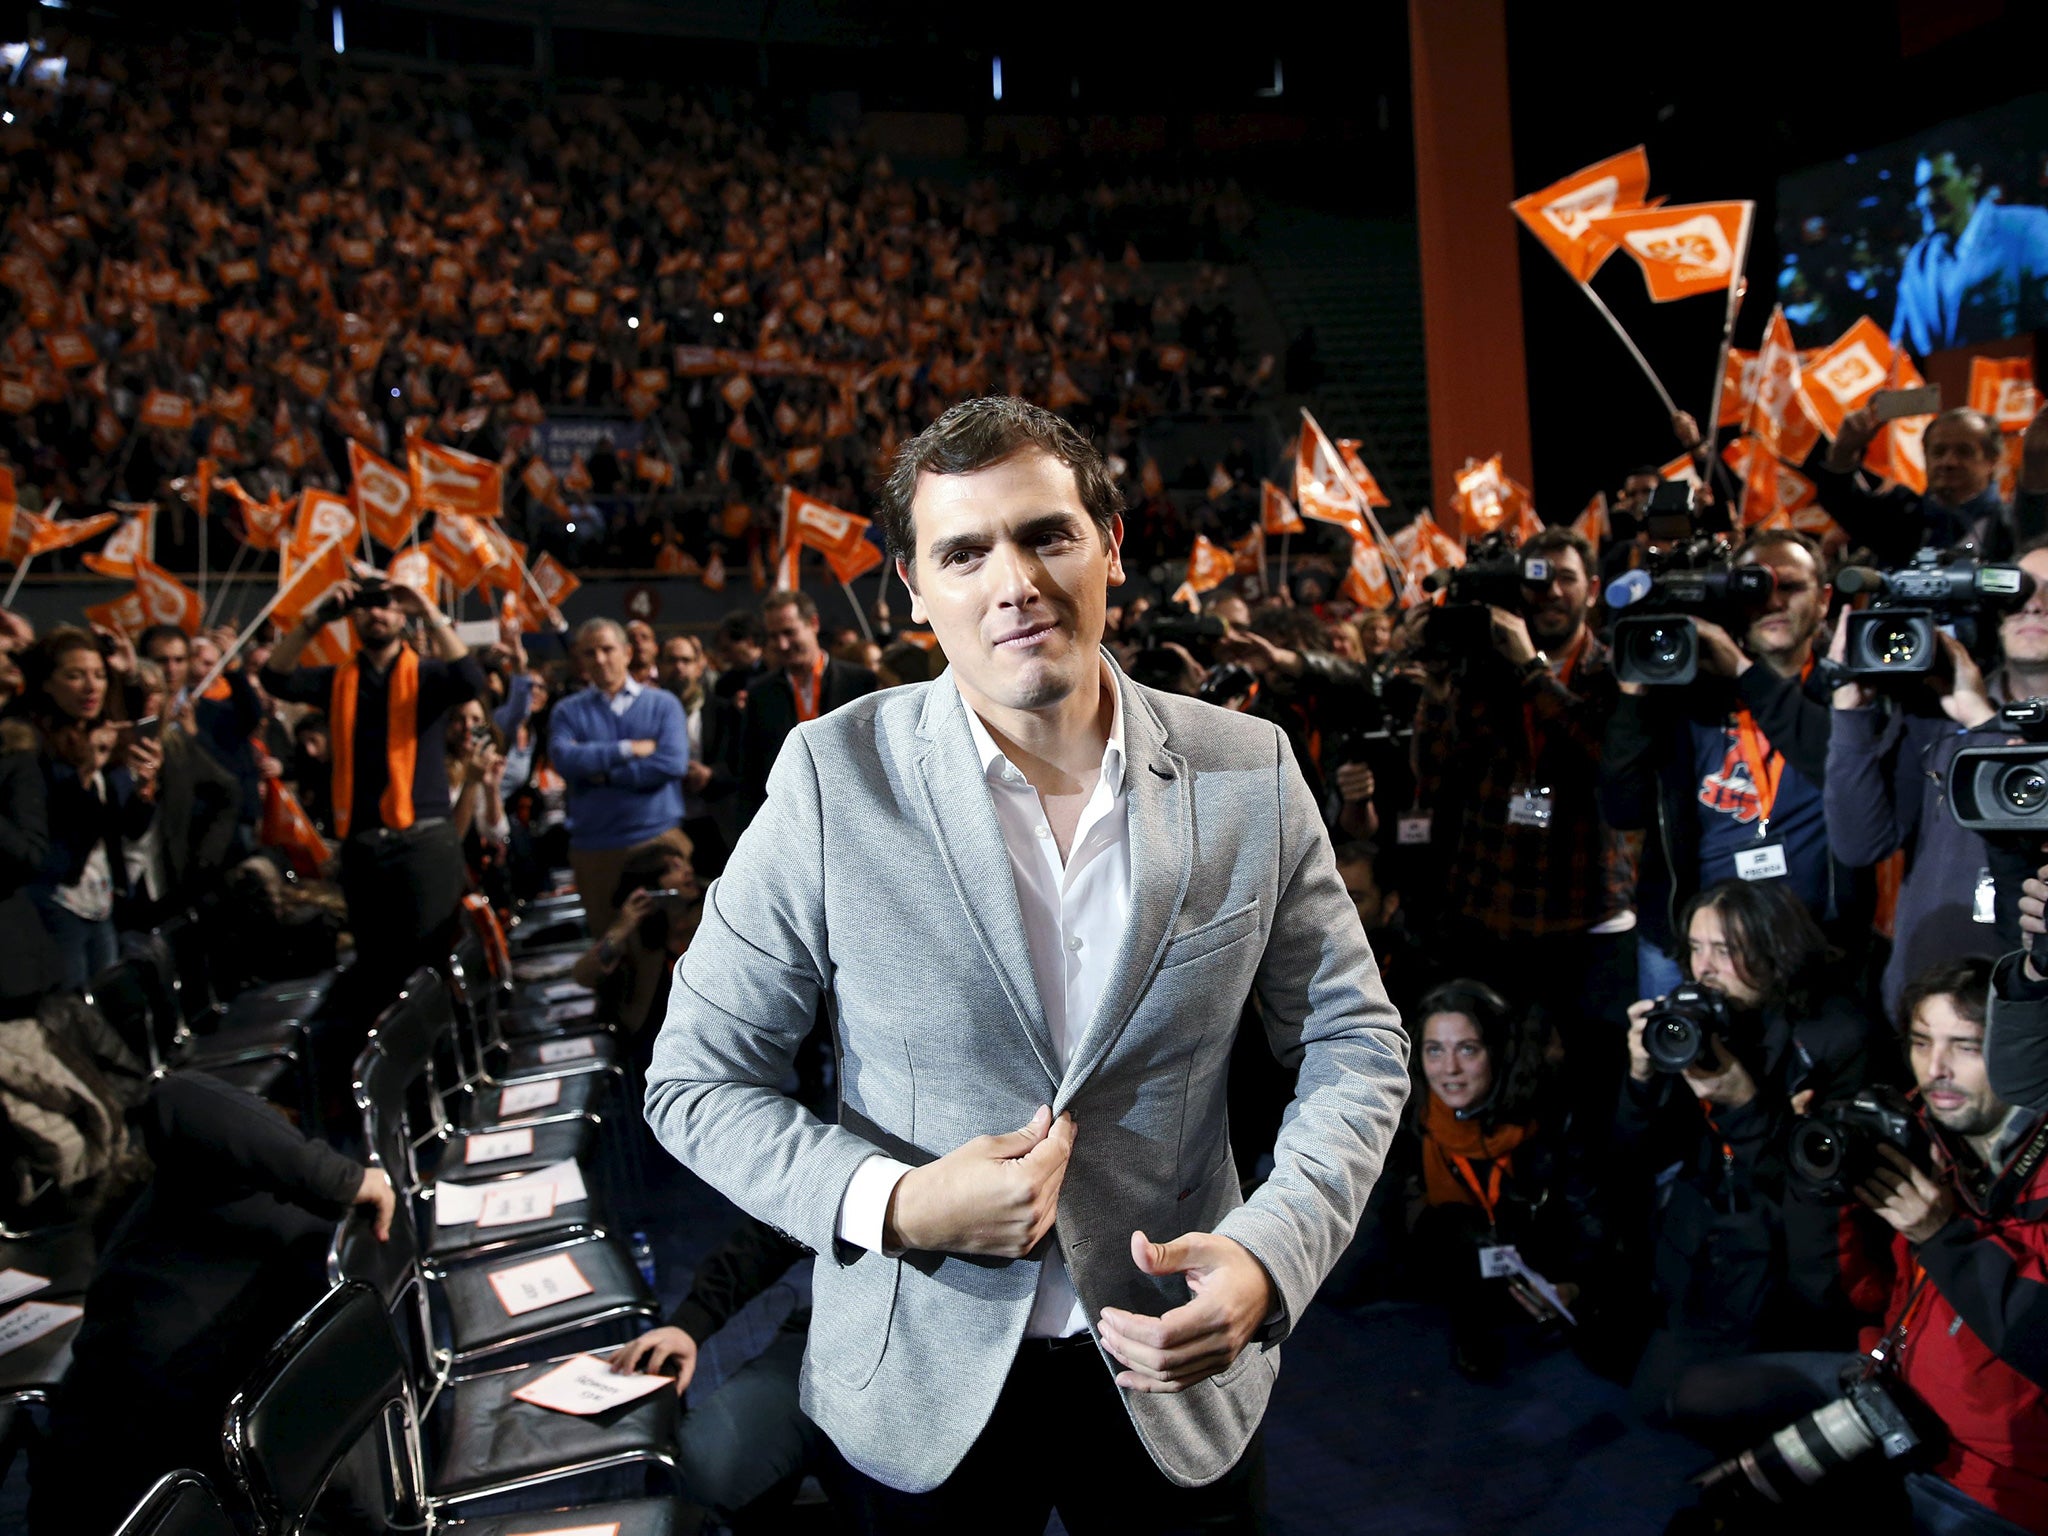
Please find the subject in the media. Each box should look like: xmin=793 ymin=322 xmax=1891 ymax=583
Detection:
xmin=607 ymin=677 xmax=646 ymax=759
xmin=837 ymin=663 xmax=1130 ymax=1338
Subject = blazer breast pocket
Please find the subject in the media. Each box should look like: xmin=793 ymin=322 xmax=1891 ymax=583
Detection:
xmin=1157 ymin=901 xmax=1259 ymax=972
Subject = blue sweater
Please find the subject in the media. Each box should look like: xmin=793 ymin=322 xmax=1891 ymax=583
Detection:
xmin=548 ymin=683 xmax=690 ymax=851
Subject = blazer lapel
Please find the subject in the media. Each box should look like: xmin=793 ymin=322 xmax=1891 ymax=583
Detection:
xmin=910 ymin=671 xmax=1060 ymax=1083
xmin=1056 ymin=663 xmax=1191 ymax=1110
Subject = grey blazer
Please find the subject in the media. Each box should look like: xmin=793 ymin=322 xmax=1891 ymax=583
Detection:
xmin=645 ymin=653 xmax=1410 ymax=1491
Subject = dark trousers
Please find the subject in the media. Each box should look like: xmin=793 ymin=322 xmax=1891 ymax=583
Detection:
xmin=830 ymin=1337 xmax=1265 ymax=1535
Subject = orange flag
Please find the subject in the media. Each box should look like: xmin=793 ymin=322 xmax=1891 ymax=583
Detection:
xmin=1261 ymin=480 xmax=1305 ymax=535
xmin=1451 ymin=456 xmax=1511 ymax=537
xmin=387 ymin=547 xmax=437 ymax=606
xmin=826 ymin=538 xmax=883 ymax=584
xmin=1511 ymin=146 xmax=1653 ymax=283
xmin=139 ymin=388 xmax=196 ymax=431
xmin=259 ymin=779 xmax=330 ymax=878
xmin=521 ymin=456 xmax=566 ymax=517
xmin=1748 ymin=306 xmax=1822 ymax=467
xmin=82 ymin=503 xmax=157 ymax=578
xmin=1864 ymin=354 xmax=1935 ymax=496
xmin=637 ymin=451 xmax=674 ymax=486
xmin=409 ymin=440 xmax=503 ymax=518
xmin=1207 ymin=464 xmax=1235 ymax=501
xmin=1572 ymin=492 xmax=1609 ymax=555
xmin=519 ymin=551 xmax=582 ymax=629
xmin=1584 ymin=201 xmax=1753 ymax=302
xmin=132 ymin=557 xmax=203 ymax=634
xmin=425 ymin=509 xmax=502 ymax=592
xmin=1296 ymin=418 xmax=1369 ymax=539
xmin=1186 ymin=535 xmax=1235 ymax=593
xmin=700 ymin=551 xmax=728 ymax=592
xmin=272 ymin=536 xmax=350 ymax=630
xmin=1337 ymin=440 xmax=1393 ymax=508
xmin=785 ymin=489 xmax=874 ymax=569
xmin=24 ymin=511 xmax=119 ymax=559
xmin=84 ymin=589 xmax=150 ymax=638
xmin=221 ymin=479 xmax=294 ymax=551
xmin=1340 ymin=535 xmax=1395 ymax=610
xmin=1798 ymin=316 xmax=1894 ymax=440
xmin=350 ymin=441 xmax=418 ymax=548
xmin=1718 ymin=348 xmax=1760 ymax=429
xmin=294 ymin=489 xmax=360 ymax=558
xmin=1230 ymin=529 xmax=1265 ymax=577
xmin=1968 ymin=356 xmax=2040 ymax=431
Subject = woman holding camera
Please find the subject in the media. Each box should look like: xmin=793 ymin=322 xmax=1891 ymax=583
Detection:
xmin=445 ymin=698 xmax=512 ymax=907
xmin=1406 ymin=980 xmax=1599 ymax=1380
xmin=1618 ymin=878 xmax=1898 ymax=1420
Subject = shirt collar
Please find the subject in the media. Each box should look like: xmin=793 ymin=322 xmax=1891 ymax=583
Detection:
xmin=962 ymin=658 xmax=1125 ymax=792
xmin=604 ymin=677 xmax=645 ymax=703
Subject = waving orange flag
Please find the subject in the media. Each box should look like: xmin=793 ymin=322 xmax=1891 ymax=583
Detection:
xmin=1261 ymin=480 xmax=1305 ymax=536
xmin=1798 ymin=316 xmax=1893 ymax=440
xmin=409 ymin=440 xmax=503 ymax=518
xmin=1186 ymin=535 xmax=1235 ymax=594
xmin=1584 ymin=201 xmax=1753 ymax=302
xmin=82 ymin=503 xmax=157 ymax=578
xmin=1511 ymin=146 xmax=1653 ymax=283
xmin=350 ymin=441 xmax=419 ymax=548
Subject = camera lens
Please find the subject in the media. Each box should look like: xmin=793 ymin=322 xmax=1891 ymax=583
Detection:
xmin=1868 ymin=620 xmax=1923 ymax=668
xmin=1645 ymin=1012 xmax=1702 ymax=1072
xmin=1790 ymin=1121 xmax=1843 ymax=1182
xmin=1998 ymin=763 xmax=2048 ymax=814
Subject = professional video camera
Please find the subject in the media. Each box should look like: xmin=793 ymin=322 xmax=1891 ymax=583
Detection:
xmin=1641 ymin=981 xmax=1740 ymax=1074
xmin=1690 ymin=1363 xmax=1926 ymax=1510
xmin=1788 ymin=1085 xmax=1930 ymax=1204
xmin=1946 ymin=698 xmax=2048 ymax=833
xmin=1834 ymin=548 xmax=2032 ymax=677
xmin=1602 ymin=483 xmax=1770 ymax=687
xmin=1418 ymin=532 xmax=1553 ymax=658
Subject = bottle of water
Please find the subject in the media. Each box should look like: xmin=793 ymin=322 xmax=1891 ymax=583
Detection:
xmin=629 ymin=1231 xmax=657 ymax=1291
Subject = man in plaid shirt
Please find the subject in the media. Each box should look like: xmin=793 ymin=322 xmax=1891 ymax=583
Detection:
xmin=1413 ymin=526 xmax=1634 ymax=1133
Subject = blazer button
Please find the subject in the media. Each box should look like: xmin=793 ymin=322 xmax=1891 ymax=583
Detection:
xmin=1177 ymin=1188 xmax=1194 ymax=1202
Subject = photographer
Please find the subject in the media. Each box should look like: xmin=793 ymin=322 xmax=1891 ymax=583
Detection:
xmin=1409 ymin=527 xmax=1632 ymax=1129
xmin=1819 ymin=404 xmax=2048 ymax=566
xmin=1670 ymin=958 xmax=2047 ymax=1534
xmin=1603 ymin=527 xmax=1837 ymax=997
xmin=1826 ymin=540 xmax=2048 ymax=1018
xmin=1620 ymin=879 xmax=1894 ymax=1418
xmin=260 ymin=573 xmax=484 ymax=1029
xmin=571 ymin=830 xmax=703 ymax=1059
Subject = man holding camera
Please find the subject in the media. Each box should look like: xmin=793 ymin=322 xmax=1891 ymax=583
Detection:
xmin=1411 ymin=525 xmax=1633 ymax=1130
xmin=261 ymin=573 xmax=485 ymax=1024
xmin=1670 ymin=956 xmax=2046 ymax=1534
xmin=1604 ymin=528 xmax=1837 ymax=997
xmin=1827 ymin=539 xmax=2048 ymax=1019
xmin=1619 ymin=879 xmax=1889 ymax=1418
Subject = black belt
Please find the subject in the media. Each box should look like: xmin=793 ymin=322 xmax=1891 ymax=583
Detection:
xmin=1019 ymin=1331 xmax=1098 ymax=1354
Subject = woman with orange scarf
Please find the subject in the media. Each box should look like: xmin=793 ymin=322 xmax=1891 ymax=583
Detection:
xmin=1409 ymin=980 xmax=1598 ymax=1381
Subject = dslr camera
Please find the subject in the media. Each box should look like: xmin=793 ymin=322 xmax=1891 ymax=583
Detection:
xmin=1835 ymin=548 xmax=2031 ymax=678
xmin=1946 ymin=698 xmax=2048 ymax=832
xmin=1418 ymin=532 xmax=1552 ymax=659
xmin=1641 ymin=981 xmax=1737 ymax=1074
xmin=1691 ymin=1364 xmax=1925 ymax=1510
xmin=1603 ymin=485 xmax=1769 ymax=687
xmin=1788 ymin=1084 xmax=1930 ymax=1204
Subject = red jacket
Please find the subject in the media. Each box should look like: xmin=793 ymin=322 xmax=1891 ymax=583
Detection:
xmin=1842 ymin=1119 xmax=2048 ymax=1531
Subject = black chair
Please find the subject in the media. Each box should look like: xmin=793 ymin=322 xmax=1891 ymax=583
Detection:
xmin=225 ymin=1281 xmax=681 ymax=1529
xmin=111 ymin=1469 xmax=238 ymax=1536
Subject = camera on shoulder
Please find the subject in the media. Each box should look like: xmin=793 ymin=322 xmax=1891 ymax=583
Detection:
xmin=1835 ymin=548 xmax=2031 ymax=679
xmin=1417 ymin=532 xmax=1550 ymax=660
xmin=1946 ymin=697 xmax=2048 ymax=832
xmin=1602 ymin=483 xmax=1766 ymax=687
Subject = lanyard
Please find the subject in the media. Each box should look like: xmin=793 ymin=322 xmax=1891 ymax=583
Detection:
xmin=1521 ymin=629 xmax=1586 ymax=776
xmin=1449 ymin=1152 xmax=1508 ymax=1228
xmin=1868 ymin=1266 xmax=1931 ymax=1372
xmin=1728 ymin=656 xmax=1813 ymax=835
xmin=791 ymin=653 xmax=829 ymax=723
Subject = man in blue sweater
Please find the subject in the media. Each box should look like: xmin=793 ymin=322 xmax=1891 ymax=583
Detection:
xmin=551 ymin=618 xmax=689 ymax=935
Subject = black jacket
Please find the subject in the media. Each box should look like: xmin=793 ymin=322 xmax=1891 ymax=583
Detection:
xmin=1988 ymin=951 xmax=2048 ymax=1112
xmin=1810 ymin=465 xmax=2048 ymax=568
xmin=150 ymin=731 xmax=242 ymax=904
xmin=1599 ymin=660 xmax=1834 ymax=953
xmin=1615 ymin=993 xmax=1892 ymax=1350
xmin=667 ymin=1212 xmax=810 ymax=1344
xmin=737 ymin=658 xmax=877 ymax=825
xmin=0 ymin=746 xmax=61 ymax=1005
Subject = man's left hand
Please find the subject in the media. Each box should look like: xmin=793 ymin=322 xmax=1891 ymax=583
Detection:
xmin=1856 ymin=1145 xmax=1955 ymax=1244
xmin=1488 ymin=607 xmax=1537 ymax=667
xmin=1097 ymin=1230 xmax=1274 ymax=1394
xmin=1692 ymin=619 xmax=1749 ymax=678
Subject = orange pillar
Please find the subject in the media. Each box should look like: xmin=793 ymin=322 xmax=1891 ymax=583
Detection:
xmin=1409 ymin=0 xmax=1532 ymax=513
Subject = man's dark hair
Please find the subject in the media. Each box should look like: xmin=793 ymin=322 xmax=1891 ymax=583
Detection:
xmin=136 ymin=624 xmax=187 ymax=659
xmin=2015 ymin=532 xmax=2048 ymax=559
xmin=1522 ymin=525 xmax=1594 ymax=572
xmin=716 ymin=610 xmax=764 ymax=646
xmin=880 ymin=395 xmax=1124 ymax=575
xmin=760 ymin=588 xmax=818 ymax=622
xmin=1626 ymin=464 xmax=1664 ymax=483
xmin=1897 ymin=954 xmax=1995 ymax=1035
xmin=1926 ymin=408 xmax=2002 ymax=460
xmin=1250 ymin=606 xmax=1327 ymax=656
xmin=1678 ymin=879 xmax=1828 ymax=1011
xmin=1734 ymin=526 xmax=1824 ymax=572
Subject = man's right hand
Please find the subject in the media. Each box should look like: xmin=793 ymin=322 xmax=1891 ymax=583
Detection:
xmin=310 ymin=580 xmax=358 ymax=629
xmin=883 ymin=1105 xmax=1076 ymax=1257
xmin=1825 ymin=407 xmax=1882 ymax=473
xmin=1828 ymin=605 xmax=1870 ymax=710
xmin=625 ymin=738 xmax=658 ymax=758
xmin=611 ymin=1325 xmax=699 ymax=1393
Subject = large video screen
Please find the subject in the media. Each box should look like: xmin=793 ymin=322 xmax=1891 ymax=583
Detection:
xmin=1775 ymin=92 xmax=2048 ymax=354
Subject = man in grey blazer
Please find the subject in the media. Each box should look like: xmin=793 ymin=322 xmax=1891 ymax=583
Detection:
xmin=646 ymin=396 xmax=1409 ymax=1532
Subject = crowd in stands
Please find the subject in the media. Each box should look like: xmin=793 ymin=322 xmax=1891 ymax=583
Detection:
xmin=0 ymin=37 xmax=1268 ymax=582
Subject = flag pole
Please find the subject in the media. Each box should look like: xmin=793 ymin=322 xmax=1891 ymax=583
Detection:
xmin=1704 ymin=205 xmax=1756 ymax=464
xmin=1575 ymin=281 xmax=1681 ymax=420
xmin=189 ymin=534 xmax=345 ymax=698
xmin=204 ymin=540 xmax=252 ymax=629
xmin=1277 ymin=533 xmax=1290 ymax=597
xmin=2 ymin=554 xmax=35 ymax=610
xmin=839 ymin=577 xmax=874 ymax=643
xmin=507 ymin=545 xmax=570 ymax=634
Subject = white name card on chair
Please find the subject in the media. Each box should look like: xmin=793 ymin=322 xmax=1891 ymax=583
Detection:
xmin=0 ymin=1270 xmax=51 ymax=1306
xmin=436 ymin=1158 xmax=587 ymax=1226
xmin=487 ymin=1252 xmax=595 ymax=1316
xmin=512 ymin=1353 xmax=669 ymax=1415
xmin=536 ymin=1036 xmax=597 ymax=1064
xmin=497 ymin=1078 xmax=563 ymax=1115
xmin=475 ymin=1181 xmax=556 ymax=1229
xmin=464 ymin=1127 xmax=536 ymax=1165
xmin=0 ymin=1300 xmax=82 ymax=1356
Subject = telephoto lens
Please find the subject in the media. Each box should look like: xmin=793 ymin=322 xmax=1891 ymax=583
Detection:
xmin=1642 ymin=982 xmax=1733 ymax=1074
xmin=1691 ymin=1373 xmax=1922 ymax=1508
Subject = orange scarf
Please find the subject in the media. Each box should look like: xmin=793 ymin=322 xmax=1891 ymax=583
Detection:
xmin=329 ymin=646 xmax=420 ymax=839
xmin=1419 ymin=1092 xmax=1534 ymax=1212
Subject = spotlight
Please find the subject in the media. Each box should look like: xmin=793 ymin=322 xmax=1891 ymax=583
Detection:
xmin=712 ymin=310 xmax=724 ymax=324
xmin=992 ymin=57 xmax=1003 ymax=103
xmin=627 ymin=316 xmax=639 ymax=329
xmin=565 ymin=522 xmax=576 ymax=533
xmin=389 ymin=386 xmax=401 ymax=397
xmin=331 ymin=4 xmax=345 ymax=54
xmin=1 ymin=113 xmax=12 ymax=125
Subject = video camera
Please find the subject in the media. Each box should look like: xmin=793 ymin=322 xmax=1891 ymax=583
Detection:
xmin=1418 ymin=532 xmax=1552 ymax=659
xmin=1788 ymin=1085 xmax=1930 ymax=1204
xmin=1834 ymin=548 xmax=2031 ymax=678
xmin=1602 ymin=483 xmax=1770 ymax=687
xmin=1946 ymin=698 xmax=2048 ymax=832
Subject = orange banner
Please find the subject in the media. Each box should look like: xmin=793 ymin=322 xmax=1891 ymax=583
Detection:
xmin=1584 ymin=200 xmax=1753 ymax=302
xmin=1968 ymin=356 xmax=2040 ymax=430
xmin=139 ymin=387 xmax=195 ymax=430
xmin=1510 ymin=145 xmax=1653 ymax=283
xmin=132 ymin=557 xmax=203 ymax=634
xmin=350 ymin=442 xmax=418 ymax=548
xmin=1798 ymin=316 xmax=1893 ymax=440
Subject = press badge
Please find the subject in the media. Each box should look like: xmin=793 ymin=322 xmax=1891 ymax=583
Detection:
xmin=1733 ymin=841 xmax=1788 ymax=882
xmin=1975 ymin=867 xmax=1997 ymax=925
xmin=1478 ymin=1244 xmax=1521 ymax=1279
xmin=1397 ymin=813 xmax=1433 ymax=845
xmin=1506 ymin=789 xmax=1553 ymax=830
